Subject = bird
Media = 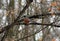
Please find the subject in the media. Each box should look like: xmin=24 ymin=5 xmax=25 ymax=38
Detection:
xmin=24 ymin=18 xmax=30 ymax=25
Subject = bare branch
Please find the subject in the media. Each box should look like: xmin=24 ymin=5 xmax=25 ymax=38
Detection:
xmin=0 ymin=0 xmax=33 ymax=34
xmin=17 ymin=25 xmax=47 ymax=41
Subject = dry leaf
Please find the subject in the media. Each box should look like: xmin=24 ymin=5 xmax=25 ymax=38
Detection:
xmin=57 ymin=7 xmax=60 ymax=11
xmin=51 ymin=2 xmax=57 ymax=6
xmin=48 ymin=8 xmax=51 ymax=12
xmin=51 ymin=38 xmax=56 ymax=41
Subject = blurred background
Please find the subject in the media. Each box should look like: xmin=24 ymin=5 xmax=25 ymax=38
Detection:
xmin=0 ymin=0 xmax=60 ymax=41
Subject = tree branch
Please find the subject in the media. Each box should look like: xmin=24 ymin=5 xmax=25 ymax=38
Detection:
xmin=18 ymin=23 xmax=60 ymax=27
xmin=17 ymin=25 xmax=47 ymax=41
xmin=0 ymin=0 xmax=33 ymax=34
xmin=18 ymin=13 xmax=60 ymax=22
